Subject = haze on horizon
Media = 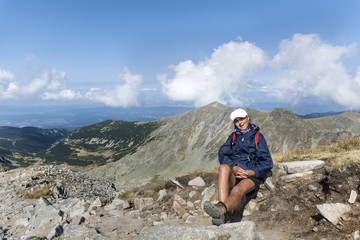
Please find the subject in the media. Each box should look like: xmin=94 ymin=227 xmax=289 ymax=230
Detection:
xmin=1 ymin=1 xmax=360 ymax=115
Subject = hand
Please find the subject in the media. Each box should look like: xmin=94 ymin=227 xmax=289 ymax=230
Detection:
xmin=233 ymin=166 xmax=255 ymax=179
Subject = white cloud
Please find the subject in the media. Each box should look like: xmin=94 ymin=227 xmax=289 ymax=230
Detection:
xmin=0 ymin=69 xmax=15 ymax=80
xmin=84 ymin=67 xmax=142 ymax=107
xmin=0 ymin=69 xmax=17 ymax=99
xmin=159 ymin=40 xmax=268 ymax=107
xmin=271 ymin=33 xmax=360 ymax=109
xmin=42 ymin=89 xmax=82 ymax=101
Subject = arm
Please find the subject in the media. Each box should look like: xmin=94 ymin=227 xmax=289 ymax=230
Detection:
xmin=218 ymin=134 xmax=235 ymax=168
xmin=251 ymin=134 xmax=273 ymax=178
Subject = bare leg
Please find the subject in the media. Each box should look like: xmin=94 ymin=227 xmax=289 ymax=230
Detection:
xmin=218 ymin=164 xmax=236 ymax=202
xmin=224 ymin=178 xmax=255 ymax=212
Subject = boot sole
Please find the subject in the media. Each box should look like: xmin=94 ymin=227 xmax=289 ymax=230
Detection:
xmin=212 ymin=216 xmax=225 ymax=226
xmin=203 ymin=201 xmax=221 ymax=218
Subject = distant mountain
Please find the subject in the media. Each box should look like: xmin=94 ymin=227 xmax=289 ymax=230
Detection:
xmin=0 ymin=126 xmax=69 ymax=169
xmin=297 ymin=111 xmax=345 ymax=119
xmin=0 ymin=105 xmax=194 ymax=130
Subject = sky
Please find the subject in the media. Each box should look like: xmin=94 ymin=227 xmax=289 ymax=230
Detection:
xmin=1 ymin=0 xmax=360 ymax=114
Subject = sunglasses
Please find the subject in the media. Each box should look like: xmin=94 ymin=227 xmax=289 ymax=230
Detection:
xmin=233 ymin=117 xmax=247 ymax=123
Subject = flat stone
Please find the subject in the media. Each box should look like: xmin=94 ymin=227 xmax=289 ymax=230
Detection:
xmin=316 ymin=203 xmax=351 ymax=225
xmin=348 ymin=190 xmax=358 ymax=204
xmin=134 ymin=221 xmax=259 ymax=240
xmin=280 ymin=171 xmax=313 ymax=183
xmin=279 ymin=160 xmax=325 ymax=174
xmin=188 ymin=177 xmax=205 ymax=187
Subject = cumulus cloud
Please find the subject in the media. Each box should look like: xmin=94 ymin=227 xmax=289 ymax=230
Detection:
xmin=0 ymin=66 xmax=142 ymax=107
xmin=271 ymin=33 xmax=360 ymax=109
xmin=0 ymin=69 xmax=15 ymax=80
xmin=84 ymin=67 xmax=142 ymax=107
xmin=159 ymin=40 xmax=268 ymax=107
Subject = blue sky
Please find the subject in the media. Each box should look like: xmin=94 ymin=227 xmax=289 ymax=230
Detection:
xmin=1 ymin=0 xmax=360 ymax=114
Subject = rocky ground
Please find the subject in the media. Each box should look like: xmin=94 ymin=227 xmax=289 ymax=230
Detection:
xmin=0 ymin=160 xmax=359 ymax=240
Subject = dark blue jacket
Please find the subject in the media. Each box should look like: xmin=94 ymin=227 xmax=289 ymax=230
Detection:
xmin=218 ymin=124 xmax=273 ymax=179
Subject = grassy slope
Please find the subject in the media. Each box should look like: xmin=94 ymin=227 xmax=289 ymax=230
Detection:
xmin=44 ymin=120 xmax=161 ymax=166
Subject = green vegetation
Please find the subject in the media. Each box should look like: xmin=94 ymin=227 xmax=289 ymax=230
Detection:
xmin=45 ymin=120 xmax=161 ymax=166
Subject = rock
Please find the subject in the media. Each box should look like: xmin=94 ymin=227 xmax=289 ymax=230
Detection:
xmin=158 ymin=189 xmax=167 ymax=201
xmin=174 ymin=194 xmax=187 ymax=206
xmin=172 ymin=201 xmax=187 ymax=216
xmin=134 ymin=221 xmax=261 ymax=240
xmin=62 ymin=224 xmax=105 ymax=240
xmin=316 ymin=203 xmax=351 ymax=225
xmin=185 ymin=215 xmax=196 ymax=223
xmin=279 ymin=160 xmax=325 ymax=174
xmin=188 ymin=176 xmax=205 ymax=187
xmin=92 ymin=197 xmax=103 ymax=207
xmin=109 ymin=209 xmax=124 ymax=217
xmin=280 ymin=171 xmax=313 ymax=183
xmin=133 ymin=197 xmax=154 ymax=211
xmin=349 ymin=190 xmax=358 ymax=204
xmin=112 ymin=198 xmax=130 ymax=209
xmin=104 ymin=203 xmax=117 ymax=211
xmin=26 ymin=197 xmax=64 ymax=237
xmin=159 ymin=212 xmax=167 ymax=220
xmin=351 ymin=230 xmax=360 ymax=240
xmin=189 ymin=190 xmax=198 ymax=199
xmin=15 ymin=218 xmax=29 ymax=226
xmin=47 ymin=224 xmax=63 ymax=240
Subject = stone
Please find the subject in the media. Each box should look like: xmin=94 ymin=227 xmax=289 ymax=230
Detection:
xmin=349 ymin=190 xmax=358 ymax=204
xmin=134 ymin=221 xmax=260 ymax=240
xmin=174 ymin=194 xmax=187 ymax=206
xmin=112 ymin=198 xmax=130 ymax=209
xmin=172 ymin=201 xmax=187 ymax=216
xmin=189 ymin=190 xmax=198 ymax=199
xmin=351 ymin=230 xmax=360 ymax=240
xmin=109 ymin=209 xmax=124 ymax=217
xmin=15 ymin=218 xmax=29 ymax=226
xmin=159 ymin=212 xmax=167 ymax=220
xmin=92 ymin=197 xmax=103 ymax=207
xmin=133 ymin=197 xmax=154 ymax=211
xmin=280 ymin=171 xmax=313 ymax=183
xmin=316 ymin=203 xmax=351 ymax=225
xmin=188 ymin=176 xmax=205 ymax=187
xmin=47 ymin=224 xmax=63 ymax=240
xmin=26 ymin=197 xmax=64 ymax=237
xmin=158 ymin=189 xmax=167 ymax=201
xmin=62 ymin=224 xmax=105 ymax=239
xmin=104 ymin=203 xmax=117 ymax=211
xmin=279 ymin=160 xmax=325 ymax=174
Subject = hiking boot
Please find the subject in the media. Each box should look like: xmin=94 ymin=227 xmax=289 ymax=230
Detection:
xmin=203 ymin=201 xmax=227 ymax=226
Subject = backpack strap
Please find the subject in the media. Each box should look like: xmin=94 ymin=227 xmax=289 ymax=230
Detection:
xmin=231 ymin=131 xmax=261 ymax=148
xmin=255 ymin=131 xmax=260 ymax=149
xmin=231 ymin=132 xmax=236 ymax=147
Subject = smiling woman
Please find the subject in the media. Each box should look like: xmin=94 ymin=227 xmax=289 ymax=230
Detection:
xmin=203 ymin=108 xmax=273 ymax=226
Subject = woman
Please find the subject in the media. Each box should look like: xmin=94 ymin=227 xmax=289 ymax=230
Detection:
xmin=203 ymin=108 xmax=273 ymax=226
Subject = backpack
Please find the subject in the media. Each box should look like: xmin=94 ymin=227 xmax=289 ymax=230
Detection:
xmin=231 ymin=130 xmax=272 ymax=202
xmin=231 ymin=131 xmax=260 ymax=148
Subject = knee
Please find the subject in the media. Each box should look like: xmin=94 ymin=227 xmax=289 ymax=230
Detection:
xmin=231 ymin=186 xmax=245 ymax=197
xmin=218 ymin=164 xmax=231 ymax=174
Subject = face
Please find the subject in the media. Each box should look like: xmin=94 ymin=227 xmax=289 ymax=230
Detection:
xmin=233 ymin=116 xmax=249 ymax=130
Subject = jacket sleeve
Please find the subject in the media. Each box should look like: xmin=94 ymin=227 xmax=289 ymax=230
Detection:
xmin=252 ymin=133 xmax=273 ymax=178
xmin=218 ymin=134 xmax=235 ymax=168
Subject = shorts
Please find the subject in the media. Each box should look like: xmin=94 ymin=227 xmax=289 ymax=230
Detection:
xmin=234 ymin=176 xmax=263 ymax=199
xmin=235 ymin=176 xmax=263 ymax=188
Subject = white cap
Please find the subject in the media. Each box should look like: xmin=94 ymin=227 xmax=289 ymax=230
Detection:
xmin=230 ymin=109 xmax=248 ymax=121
